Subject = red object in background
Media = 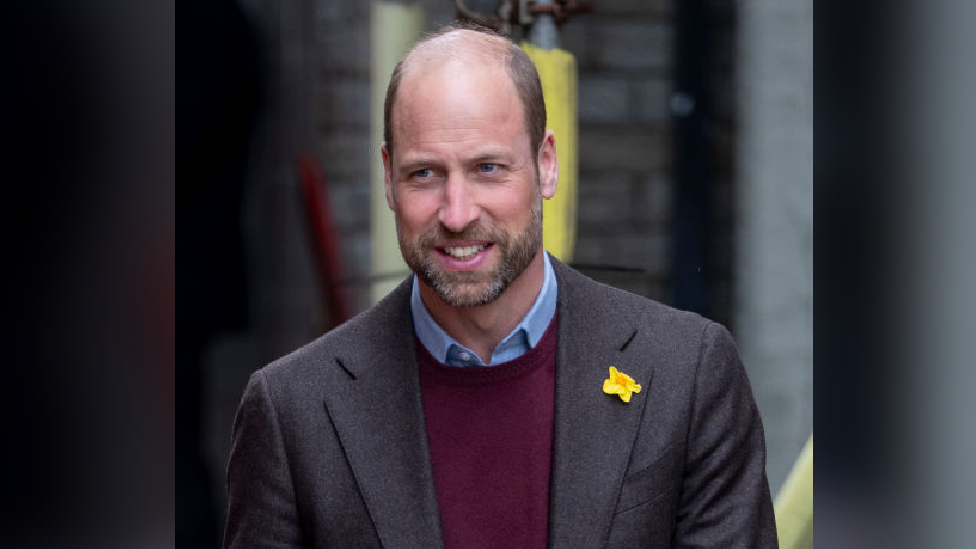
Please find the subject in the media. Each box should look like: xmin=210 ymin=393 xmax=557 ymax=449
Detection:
xmin=298 ymin=153 xmax=352 ymax=328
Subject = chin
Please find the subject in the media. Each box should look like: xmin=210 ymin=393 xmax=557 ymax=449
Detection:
xmin=432 ymin=280 xmax=506 ymax=308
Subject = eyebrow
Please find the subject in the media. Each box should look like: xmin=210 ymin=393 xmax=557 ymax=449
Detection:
xmin=398 ymin=151 xmax=514 ymax=171
xmin=396 ymin=160 xmax=446 ymax=179
xmin=469 ymin=152 xmax=513 ymax=164
xmin=399 ymin=158 xmax=441 ymax=171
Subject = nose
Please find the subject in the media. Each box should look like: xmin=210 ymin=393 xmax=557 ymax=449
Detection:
xmin=438 ymin=173 xmax=479 ymax=233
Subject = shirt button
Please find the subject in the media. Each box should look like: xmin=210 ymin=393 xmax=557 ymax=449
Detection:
xmin=459 ymin=352 xmax=471 ymax=362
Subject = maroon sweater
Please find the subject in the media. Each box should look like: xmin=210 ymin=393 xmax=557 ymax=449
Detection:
xmin=417 ymin=315 xmax=557 ymax=549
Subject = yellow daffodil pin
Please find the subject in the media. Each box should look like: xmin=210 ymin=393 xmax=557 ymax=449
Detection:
xmin=603 ymin=366 xmax=642 ymax=403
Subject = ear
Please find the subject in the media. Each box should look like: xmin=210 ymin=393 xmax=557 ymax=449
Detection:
xmin=381 ymin=142 xmax=395 ymax=210
xmin=537 ymin=130 xmax=558 ymax=199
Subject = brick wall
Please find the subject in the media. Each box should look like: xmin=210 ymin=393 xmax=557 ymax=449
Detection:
xmin=560 ymin=4 xmax=675 ymax=303
xmin=314 ymin=0 xmax=374 ymax=316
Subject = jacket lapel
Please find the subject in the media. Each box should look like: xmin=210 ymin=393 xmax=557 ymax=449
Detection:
xmin=548 ymin=258 xmax=656 ymax=549
xmin=322 ymin=279 xmax=444 ymax=549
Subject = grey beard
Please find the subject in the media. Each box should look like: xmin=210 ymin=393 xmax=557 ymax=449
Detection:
xmin=397 ymin=195 xmax=543 ymax=308
xmin=417 ymin=245 xmax=522 ymax=307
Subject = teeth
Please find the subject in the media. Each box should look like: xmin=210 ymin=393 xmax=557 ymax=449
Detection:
xmin=444 ymin=244 xmax=486 ymax=259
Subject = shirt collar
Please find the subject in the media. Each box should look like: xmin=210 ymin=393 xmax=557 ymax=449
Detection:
xmin=410 ymin=251 xmax=558 ymax=366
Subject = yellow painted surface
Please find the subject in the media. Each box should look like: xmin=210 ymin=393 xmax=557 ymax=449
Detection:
xmin=369 ymin=2 xmax=424 ymax=304
xmin=774 ymin=435 xmax=813 ymax=549
xmin=522 ymin=44 xmax=578 ymax=262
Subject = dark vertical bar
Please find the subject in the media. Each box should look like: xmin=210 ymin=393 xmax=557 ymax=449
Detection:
xmin=671 ymin=0 xmax=710 ymax=317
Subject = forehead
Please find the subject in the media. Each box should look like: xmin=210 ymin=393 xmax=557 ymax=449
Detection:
xmin=391 ymin=58 xmax=528 ymax=158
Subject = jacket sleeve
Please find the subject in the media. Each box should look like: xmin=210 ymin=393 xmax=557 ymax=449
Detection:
xmin=223 ymin=370 xmax=306 ymax=549
xmin=674 ymin=322 xmax=779 ymax=548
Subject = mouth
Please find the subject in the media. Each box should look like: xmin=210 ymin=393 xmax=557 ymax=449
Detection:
xmin=437 ymin=243 xmax=493 ymax=260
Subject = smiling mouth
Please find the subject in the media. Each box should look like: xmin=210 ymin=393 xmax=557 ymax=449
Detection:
xmin=437 ymin=243 xmax=493 ymax=260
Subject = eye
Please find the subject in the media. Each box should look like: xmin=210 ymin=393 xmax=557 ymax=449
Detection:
xmin=411 ymin=168 xmax=433 ymax=179
xmin=478 ymin=163 xmax=497 ymax=173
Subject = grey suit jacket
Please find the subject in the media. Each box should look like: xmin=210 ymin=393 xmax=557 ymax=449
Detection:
xmin=223 ymin=257 xmax=778 ymax=548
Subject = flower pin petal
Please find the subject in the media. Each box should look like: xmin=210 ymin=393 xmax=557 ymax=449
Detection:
xmin=603 ymin=366 xmax=642 ymax=403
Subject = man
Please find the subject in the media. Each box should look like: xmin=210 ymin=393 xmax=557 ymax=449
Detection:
xmin=224 ymin=25 xmax=777 ymax=548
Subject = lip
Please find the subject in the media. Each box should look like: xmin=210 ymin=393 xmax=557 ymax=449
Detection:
xmin=435 ymin=242 xmax=494 ymax=271
xmin=434 ymin=239 xmax=491 ymax=248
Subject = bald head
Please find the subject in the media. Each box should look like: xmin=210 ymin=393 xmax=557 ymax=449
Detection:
xmin=401 ymin=27 xmax=511 ymax=74
xmin=383 ymin=25 xmax=547 ymax=161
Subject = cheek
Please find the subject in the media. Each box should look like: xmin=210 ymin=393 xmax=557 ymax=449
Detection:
xmin=483 ymin=186 xmax=537 ymax=225
xmin=394 ymin=193 xmax=440 ymax=233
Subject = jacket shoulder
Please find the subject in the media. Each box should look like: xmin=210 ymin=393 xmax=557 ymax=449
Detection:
xmin=553 ymin=258 xmax=718 ymax=339
xmin=256 ymin=277 xmax=413 ymax=389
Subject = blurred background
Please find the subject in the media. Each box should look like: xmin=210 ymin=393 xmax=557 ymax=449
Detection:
xmin=177 ymin=0 xmax=812 ymax=547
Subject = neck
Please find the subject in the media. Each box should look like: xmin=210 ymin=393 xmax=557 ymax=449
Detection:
xmin=419 ymin=247 xmax=547 ymax=364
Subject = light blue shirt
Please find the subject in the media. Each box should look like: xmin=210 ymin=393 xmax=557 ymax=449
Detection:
xmin=410 ymin=252 xmax=558 ymax=367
